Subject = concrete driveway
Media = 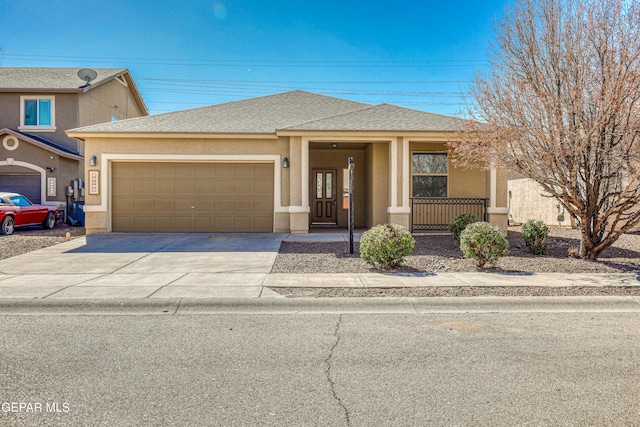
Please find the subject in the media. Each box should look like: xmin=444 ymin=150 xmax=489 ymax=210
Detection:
xmin=0 ymin=233 xmax=287 ymax=299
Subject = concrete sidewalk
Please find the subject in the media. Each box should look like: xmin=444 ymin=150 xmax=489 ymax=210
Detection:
xmin=0 ymin=233 xmax=638 ymax=301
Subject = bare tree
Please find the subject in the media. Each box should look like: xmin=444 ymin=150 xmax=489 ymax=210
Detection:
xmin=451 ymin=0 xmax=640 ymax=260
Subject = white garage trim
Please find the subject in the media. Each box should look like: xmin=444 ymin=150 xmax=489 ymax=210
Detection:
xmin=87 ymin=154 xmax=283 ymax=232
xmin=0 ymin=159 xmax=47 ymax=203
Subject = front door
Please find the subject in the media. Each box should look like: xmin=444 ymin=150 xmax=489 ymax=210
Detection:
xmin=311 ymin=169 xmax=337 ymax=224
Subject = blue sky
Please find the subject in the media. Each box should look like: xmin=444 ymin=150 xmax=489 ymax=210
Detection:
xmin=0 ymin=0 xmax=508 ymax=116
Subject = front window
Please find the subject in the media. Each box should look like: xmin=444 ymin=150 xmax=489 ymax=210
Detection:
xmin=412 ymin=153 xmax=448 ymax=197
xmin=20 ymin=96 xmax=55 ymax=131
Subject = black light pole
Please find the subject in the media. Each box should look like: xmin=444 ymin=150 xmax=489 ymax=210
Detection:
xmin=348 ymin=157 xmax=355 ymax=254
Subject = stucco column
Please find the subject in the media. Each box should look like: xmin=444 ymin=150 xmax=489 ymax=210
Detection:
xmin=387 ymin=137 xmax=411 ymax=229
xmin=287 ymin=137 xmax=310 ymax=233
xmin=487 ymin=163 xmax=509 ymax=232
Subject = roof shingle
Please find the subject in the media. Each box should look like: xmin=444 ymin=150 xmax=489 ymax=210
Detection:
xmin=68 ymin=90 xmax=467 ymax=135
xmin=0 ymin=67 xmax=128 ymax=91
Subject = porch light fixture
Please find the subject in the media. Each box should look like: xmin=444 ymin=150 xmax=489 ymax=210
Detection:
xmin=331 ymin=143 xmax=337 ymax=148
xmin=90 ymin=155 xmax=97 ymax=166
xmin=283 ymin=157 xmax=289 ymax=168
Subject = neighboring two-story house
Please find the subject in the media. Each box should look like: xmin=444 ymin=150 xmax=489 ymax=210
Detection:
xmin=0 ymin=67 xmax=147 ymax=217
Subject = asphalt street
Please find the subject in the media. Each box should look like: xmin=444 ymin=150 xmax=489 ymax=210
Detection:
xmin=1 ymin=306 xmax=639 ymax=426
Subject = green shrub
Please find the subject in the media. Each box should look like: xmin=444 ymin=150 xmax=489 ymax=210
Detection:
xmin=360 ymin=224 xmax=415 ymax=270
xmin=521 ymin=219 xmax=549 ymax=255
xmin=459 ymin=222 xmax=509 ymax=268
xmin=449 ymin=213 xmax=480 ymax=242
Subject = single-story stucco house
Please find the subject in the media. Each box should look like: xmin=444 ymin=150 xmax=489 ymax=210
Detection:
xmin=66 ymin=90 xmax=508 ymax=235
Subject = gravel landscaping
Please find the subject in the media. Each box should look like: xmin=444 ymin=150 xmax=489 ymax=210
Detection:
xmin=271 ymin=226 xmax=640 ymax=297
xmin=272 ymin=226 xmax=640 ymax=274
xmin=0 ymin=226 xmax=86 ymax=261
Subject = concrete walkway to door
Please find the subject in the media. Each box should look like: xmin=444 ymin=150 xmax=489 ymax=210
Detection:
xmin=0 ymin=233 xmax=287 ymax=299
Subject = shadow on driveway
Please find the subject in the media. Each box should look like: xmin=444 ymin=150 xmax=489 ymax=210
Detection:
xmin=67 ymin=233 xmax=287 ymax=254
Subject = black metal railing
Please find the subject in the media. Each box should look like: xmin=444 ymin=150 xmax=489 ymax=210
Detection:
xmin=411 ymin=198 xmax=488 ymax=232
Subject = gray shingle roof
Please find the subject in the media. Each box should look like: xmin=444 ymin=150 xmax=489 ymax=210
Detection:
xmin=0 ymin=67 xmax=128 ymax=91
xmin=70 ymin=91 xmax=370 ymax=134
xmin=283 ymin=103 xmax=468 ymax=132
xmin=68 ymin=90 xmax=467 ymax=135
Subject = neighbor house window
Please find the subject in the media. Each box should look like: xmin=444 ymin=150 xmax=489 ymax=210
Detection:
xmin=412 ymin=153 xmax=448 ymax=197
xmin=20 ymin=96 xmax=55 ymax=131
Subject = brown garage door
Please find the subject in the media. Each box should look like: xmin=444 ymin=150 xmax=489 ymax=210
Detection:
xmin=112 ymin=162 xmax=274 ymax=232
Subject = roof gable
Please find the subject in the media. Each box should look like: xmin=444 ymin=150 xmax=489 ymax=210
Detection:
xmin=0 ymin=68 xmax=148 ymax=116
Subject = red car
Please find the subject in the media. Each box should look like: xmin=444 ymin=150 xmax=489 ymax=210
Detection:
xmin=0 ymin=192 xmax=57 ymax=235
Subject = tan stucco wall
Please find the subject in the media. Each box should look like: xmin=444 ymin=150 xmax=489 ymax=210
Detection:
xmin=0 ymin=93 xmax=80 ymax=152
xmin=78 ymin=79 xmax=144 ymax=129
xmin=508 ymin=177 xmax=571 ymax=226
xmin=309 ymin=148 xmax=366 ymax=228
xmin=365 ymin=142 xmax=390 ymax=227
xmin=0 ymin=135 xmax=79 ymax=203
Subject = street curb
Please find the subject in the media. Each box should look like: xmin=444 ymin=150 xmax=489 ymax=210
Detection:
xmin=0 ymin=296 xmax=639 ymax=315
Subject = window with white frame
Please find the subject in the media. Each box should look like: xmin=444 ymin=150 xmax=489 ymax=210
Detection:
xmin=411 ymin=152 xmax=448 ymax=197
xmin=20 ymin=96 xmax=55 ymax=131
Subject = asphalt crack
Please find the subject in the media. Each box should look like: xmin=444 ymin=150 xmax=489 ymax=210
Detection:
xmin=325 ymin=314 xmax=350 ymax=426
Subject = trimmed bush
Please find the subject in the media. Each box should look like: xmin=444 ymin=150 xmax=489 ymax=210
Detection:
xmin=521 ymin=219 xmax=549 ymax=255
xmin=459 ymin=222 xmax=509 ymax=268
xmin=449 ymin=213 xmax=480 ymax=242
xmin=360 ymin=224 xmax=415 ymax=270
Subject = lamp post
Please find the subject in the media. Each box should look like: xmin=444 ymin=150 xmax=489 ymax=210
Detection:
xmin=348 ymin=157 xmax=355 ymax=255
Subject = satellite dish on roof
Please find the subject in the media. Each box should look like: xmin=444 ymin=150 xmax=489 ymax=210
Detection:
xmin=77 ymin=69 xmax=98 ymax=88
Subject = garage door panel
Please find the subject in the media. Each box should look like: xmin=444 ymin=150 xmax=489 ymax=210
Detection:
xmin=134 ymin=198 xmax=155 ymax=212
xmin=154 ymin=199 xmax=174 ymax=212
xmin=112 ymin=216 xmax=134 ymax=231
xmin=152 ymin=216 xmax=172 ymax=229
xmin=214 ymin=180 xmax=234 ymax=195
xmin=214 ymin=164 xmax=234 ymax=177
xmin=255 ymin=164 xmax=272 ymax=178
xmin=174 ymin=198 xmax=193 ymax=213
xmin=114 ymin=197 xmax=134 ymax=214
xmin=234 ymin=216 xmax=253 ymax=230
xmin=195 ymin=179 xmax=213 ymax=194
xmin=234 ymin=166 xmax=253 ymax=178
xmin=194 ymin=164 xmax=213 ymax=178
xmin=193 ymin=215 xmax=213 ymax=231
xmin=174 ymin=164 xmax=194 ymax=178
xmin=214 ymin=199 xmax=234 ymax=213
xmin=174 ymin=179 xmax=194 ymax=194
xmin=134 ymin=180 xmax=154 ymax=194
xmin=133 ymin=216 xmax=155 ymax=231
xmin=112 ymin=162 xmax=273 ymax=232
xmin=234 ymin=199 xmax=253 ymax=213
xmin=255 ymin=180 xmax=272 ymax=194
xmin=154 ymin=179 xmax=174 ymax=194
xmin=134 ymin=163 xmax=155 ymax=178
xmin=254 ymin=199 xmax=274 ymax=212
xmin=234 ymin=181 xmax=254 ymax=195
xmin=254 ymin=216 xmax=273 ymax=232
xmin=194 ymin=199 xmax=213 ymax=211
xmin=113 ymin=179 xmax=135 ymax=196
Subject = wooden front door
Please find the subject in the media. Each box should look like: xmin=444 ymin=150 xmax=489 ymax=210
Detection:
xmin=311 ymin=169 xmax=337 ymax=224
